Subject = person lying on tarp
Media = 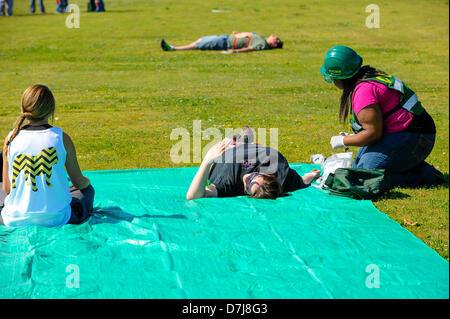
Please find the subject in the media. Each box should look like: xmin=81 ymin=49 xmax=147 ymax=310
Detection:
xmin=160 ymin=31 xmax=283 ymax=53
xmin=186 ymin=127 xmax=321 ymax=200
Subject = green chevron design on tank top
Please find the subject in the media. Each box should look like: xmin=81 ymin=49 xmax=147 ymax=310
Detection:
xmin=11 ymin=147 xmax=59 ymax=192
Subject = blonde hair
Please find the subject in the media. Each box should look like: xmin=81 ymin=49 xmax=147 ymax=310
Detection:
xmin=3 ymin=85 xmax=55 ymax=156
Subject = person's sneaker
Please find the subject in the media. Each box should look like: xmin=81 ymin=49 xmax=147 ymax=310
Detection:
xmin=161 ymin=39 xmax=174 ymax=51
xmin=429 ymin=167 xmax=447 ymax=186
xmin=421 ymin=163 xmax=447 ymax=187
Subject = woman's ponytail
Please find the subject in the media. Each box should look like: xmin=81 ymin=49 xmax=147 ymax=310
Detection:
xmin=338 ymin=65 xmax=386 ymax=122
xmin=3 ymin=113 xmax=28 ymax=157
xmin=3 ymin=85 xmax=55 ymax=157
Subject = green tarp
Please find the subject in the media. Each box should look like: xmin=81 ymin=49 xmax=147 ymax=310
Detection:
xmin=0 ymin=164 xmax=448 ymax=298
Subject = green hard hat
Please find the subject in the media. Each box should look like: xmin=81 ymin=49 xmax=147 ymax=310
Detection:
xmin=320 ymin=45 xmax=363 ymax=83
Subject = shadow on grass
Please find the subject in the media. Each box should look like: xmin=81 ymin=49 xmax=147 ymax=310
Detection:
xmin=8 ymin=9 xmax=142 ymax=18
xmin=418 ymin=171 xmax=449 ymax=190
xmin=373 ymin=190 xmax=411 ymax=202
xmin=3 ymin=13 xmax=48 ymax=17
xmin=93 ymin=9 xmax=143 ymax=13
xmin=373 ymin=172 xmax=449 ymax=202
xmin=441 ymin=173 xmax=449 ymax=189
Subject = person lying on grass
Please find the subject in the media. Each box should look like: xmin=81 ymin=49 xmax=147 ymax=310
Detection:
xmin=161 ymin=31 xmax=283 ymax=53
xmin=0 ymin=85 xmax=94 ymax=227
xmin=186 ymin=127 xmax=320 ymax=200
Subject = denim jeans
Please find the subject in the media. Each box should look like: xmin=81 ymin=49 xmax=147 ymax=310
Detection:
xmin=30 ymin=0 xmax=45 ymax=13
xmin=0 ymin=0 xmax=13 ymax=16
xmin=95 ymin=0 xmax=105 ymax=12
xmin=55 ymin=0 xmax=68 ymax=13
xmin=195 ymin=35 xmax=228 ymax=50
xmin=352 ymin=132 xmax=441 ymax=188
xmin=68 ymin=184 xmax=95 ymax=225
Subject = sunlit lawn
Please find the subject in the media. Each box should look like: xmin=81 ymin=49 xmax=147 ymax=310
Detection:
xmin=0 ymin=0 xmax=448 ymax=259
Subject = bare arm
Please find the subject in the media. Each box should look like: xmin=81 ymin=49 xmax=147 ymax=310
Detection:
xmin=186 ymin=161 xmax=217 ymax=200
xmin=63 ymin=132 xmax=90 ymax=190
xmin=228 ymin=47 xmax=256 ymax=54
xmin=2 ymin=137 xmax=10 ymax=194
xmin=227 ymin=32 xmax=256 ymax=53
xmin=343 ymin=103 xmax=383 ymax=147
xmin=233 ymin=32 xmax=253 ymax=38
xmin=186 ymin=138 xmax=232 ymax=200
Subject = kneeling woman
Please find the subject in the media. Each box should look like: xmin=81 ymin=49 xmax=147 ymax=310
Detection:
xmin=186 ymin=130 xmax=321 ymax=200
xmin=321 ymin=45 xmax=445 ymax=188
xmin=1 ymin=85 xmax=94 ymax=227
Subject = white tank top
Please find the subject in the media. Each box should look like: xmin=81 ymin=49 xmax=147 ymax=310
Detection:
xmin=1 ymin=126 xmax=71 ymax=227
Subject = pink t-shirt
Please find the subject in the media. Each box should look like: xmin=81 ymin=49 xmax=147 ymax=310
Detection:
xmin=352 ymin=81 xmax=413 ymax=133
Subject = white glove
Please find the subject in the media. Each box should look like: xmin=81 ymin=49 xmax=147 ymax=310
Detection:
xmin=330 ymin=135 xmax=345 ymax=149
xmin=339 ymin=132 xmax=353 ymax=136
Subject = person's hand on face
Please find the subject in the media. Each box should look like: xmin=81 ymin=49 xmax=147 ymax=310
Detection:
xmin=203 ymin=138 xmax=233 ymax=164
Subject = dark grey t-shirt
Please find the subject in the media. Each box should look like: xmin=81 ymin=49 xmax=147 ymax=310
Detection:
xmin=208 ymin=143 xmax=306 ymax=197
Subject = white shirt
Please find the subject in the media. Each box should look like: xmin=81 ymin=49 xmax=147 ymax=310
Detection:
xmin=1 ymin=126 xmax=71 ymax=227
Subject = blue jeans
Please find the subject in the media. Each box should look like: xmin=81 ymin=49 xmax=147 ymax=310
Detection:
xmin=195 ymin=35 xmax=228 ymax=50
xmin=55 ymin=0 xmax=68 ymax=13
xmin=30 ymin=0 xmax=45 ymax=13
xmin=68 ymin=184 xmax=95 ymax=225
xmin=95 ymin=0 xmax=105 ymax=12
xmin=352 ymin=132 xmax=442 ymax=188
xmin=0 ymin=0 xmax=13 ymax=16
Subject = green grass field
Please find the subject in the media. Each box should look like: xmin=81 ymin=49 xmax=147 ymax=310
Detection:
xmin=0 ymin=0 xmax=448 ymax=260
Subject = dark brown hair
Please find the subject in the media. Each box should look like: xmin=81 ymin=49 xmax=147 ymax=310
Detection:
xmin=250 ymin=175 xmax=283 ymax=199
xmin=338 ymin=65 xmax=386 ymax=122
xmin=275 ymin=38 xmax=283 ymax=49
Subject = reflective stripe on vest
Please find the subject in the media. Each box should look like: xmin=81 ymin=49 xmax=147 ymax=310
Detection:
xmin=350 ymin=119 xmax=363 ymax=133
xmin=402 ymin=93 xmax=419 ymax=112
xmin=393 ymin=77 xmax=403 ymax=92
